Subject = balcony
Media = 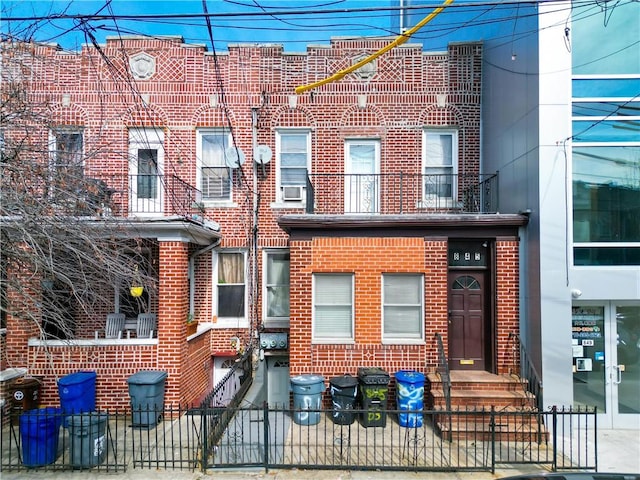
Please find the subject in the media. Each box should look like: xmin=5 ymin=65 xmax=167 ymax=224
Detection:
xmin=305 ymin=173 xmax=499 ymax=215
xmin=76 ymin=174 xmax=202 ymax=218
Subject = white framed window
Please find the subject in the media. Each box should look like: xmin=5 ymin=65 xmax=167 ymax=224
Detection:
xmin=344 ymin=139 xmax=380 ymax=213
xmin=213 ymin=250 xmax=247 ymax=328
xmin=312 ymin=273 xmax=354 ymax=343
xmin=422 ymin=129 xmax=458 ymax=206
xmin=382 ymin=274 xmax=424 ymax=342
xmin=276 ymin=130 xmax=310 ymax=204
xmin=49 ymin=128 xmax=84 ymax=182
xmin=128 ymin=128 xmax=164 ymax=215
xmin=197 ymin=129 xmax=233 ymax=202
xmin=263 ymin=250 xmax=290 ymax=327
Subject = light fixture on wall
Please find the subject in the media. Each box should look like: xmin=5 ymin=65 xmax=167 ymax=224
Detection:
xmin=357 ymin=94 xmax=367 ymax=109
xmin=288 ymin=95 xmax=298 ymax=109
xmin=571 ymin=288 xmax=582 ymax=299
xmin=209 ymin=93 xmax=219 ymax=107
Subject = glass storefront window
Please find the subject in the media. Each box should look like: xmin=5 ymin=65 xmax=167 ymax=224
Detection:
xmin=572 ymin=306 xmax=606 ymax=411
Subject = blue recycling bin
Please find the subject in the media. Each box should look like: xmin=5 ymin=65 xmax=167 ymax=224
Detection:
xmin=395 ymin=370 xmax=425 ymax=428
xmin=19 ymin=407 xmax=62 ymax=467
xmin=58 ymin=371 xmax=97 ymax=418
xmin=290 ymin=374 xmax=325 ymax=425
xmin=127 ymin=370 xmax=167 ymax=427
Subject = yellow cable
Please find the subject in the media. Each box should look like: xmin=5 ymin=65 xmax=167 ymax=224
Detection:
xmin=295 ymin=0 xmax=455 ymax=95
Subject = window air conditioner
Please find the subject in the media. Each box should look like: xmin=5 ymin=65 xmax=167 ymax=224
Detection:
xmin=282 ymin=185 xmax=303 ymax=201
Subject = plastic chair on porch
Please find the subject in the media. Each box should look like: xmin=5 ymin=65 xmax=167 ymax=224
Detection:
xmin=136 ymin=313 xmax=156 ymax=338
xmin=105 ymin=313 xmax=125 ymax=339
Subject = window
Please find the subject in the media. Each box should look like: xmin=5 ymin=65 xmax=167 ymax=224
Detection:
xmin=213 ymin=251 xmax=247 ymax=326
xmin=313 ymin=274 xmax=353 ymax=342
xmin=264 ymin=250 xmax=290 ymax=326
xmin=197 ymin=129 xmax=232 ymax=201
xmin=276 ymin=130 xmax=310 ymax=202
xmin=345 ymin=139 xmax=380 ymax=213
xmin=50 ymin=129 xmax=84 ymax=179
xmin=128 ymin=128 xmax=164 ymax=214
xmin=423 ymin=130 xmax=458 ymax=205
xmin=382 ymin=274 xmax=424 ymax=341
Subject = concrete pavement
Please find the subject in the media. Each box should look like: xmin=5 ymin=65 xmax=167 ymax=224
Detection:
xmin=3 ymin=428 xmax=638 ymax=480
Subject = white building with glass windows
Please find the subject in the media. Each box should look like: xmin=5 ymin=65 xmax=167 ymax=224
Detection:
xmin=472 ymin=0 xmax=640 ymax=429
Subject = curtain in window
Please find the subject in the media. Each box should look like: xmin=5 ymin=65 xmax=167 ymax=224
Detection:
xmin=218 ymin=253 xmax=245 ymax=317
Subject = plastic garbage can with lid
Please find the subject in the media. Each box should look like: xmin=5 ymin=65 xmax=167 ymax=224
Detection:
xmin=68 ymin=412 xmax=109 ymax=468
xmin=127 ymin=370 xmax=167 ymax=427
xmin=9 ymin=376 xmax=41 ymax=425
xmin=395 ymin=370 xmax=426 ymax=427
xmin=357 ymin=367 xmax=390 ymax=427
xmin=58 ymin=371 xmax=97 ymax=426
xmin=19 ymin=407 xmax=62 ymax=467
xmin=290 ymin=374 xmax=325 ymax=425
xmin=329 ymin=374 xmax=358 ymax=425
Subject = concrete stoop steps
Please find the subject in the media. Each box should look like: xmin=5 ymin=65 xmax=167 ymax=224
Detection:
xmin=427 ymin=371 xmax=547 ymax=442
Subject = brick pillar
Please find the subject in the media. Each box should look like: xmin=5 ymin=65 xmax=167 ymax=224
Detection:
xmin=157 ymin=241 xmax=190 ymax=405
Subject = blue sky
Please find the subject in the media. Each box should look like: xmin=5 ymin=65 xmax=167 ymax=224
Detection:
xmin=1 ymin=0 xmax=523 ymax=53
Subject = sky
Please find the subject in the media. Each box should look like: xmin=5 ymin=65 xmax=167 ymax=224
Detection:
xmin=0 ymin=0 xmax=525 ymax=53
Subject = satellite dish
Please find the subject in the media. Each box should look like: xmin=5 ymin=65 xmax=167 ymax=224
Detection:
xmin=254 ymin=145 xmax=272 ymax=165
xmin=224 ymin=147 xmax=246 ymax=168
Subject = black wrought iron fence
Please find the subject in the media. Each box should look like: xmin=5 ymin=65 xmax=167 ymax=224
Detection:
xmin=0 ymin=403 xmax=597 ymax=474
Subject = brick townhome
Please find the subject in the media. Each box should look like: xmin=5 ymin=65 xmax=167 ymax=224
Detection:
xmin=0 ymin=35 xmax=528 ymax=412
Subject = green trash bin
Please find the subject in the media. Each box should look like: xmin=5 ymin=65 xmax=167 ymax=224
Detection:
xmin=68 ymin=412 xmax=108 ymax=468
xmin=357 ymin=367 xmax=389 ymax=427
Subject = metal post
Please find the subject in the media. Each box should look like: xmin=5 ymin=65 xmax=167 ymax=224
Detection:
xmin=551 ymin=405 xmax=558 ymax=471
xmin=263 ymin=401 xmax=270 ymax=473
xmin=490 ymin=405 xmax=496 ymax=473
xmin=201 ymin=406 xmax=208 ymax=473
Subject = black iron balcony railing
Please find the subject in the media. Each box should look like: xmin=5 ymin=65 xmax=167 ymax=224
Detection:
xmin=71 ymin=174 xmax=202 ymax=218
xmin=305 ymin=172 xmax=498 ymax=215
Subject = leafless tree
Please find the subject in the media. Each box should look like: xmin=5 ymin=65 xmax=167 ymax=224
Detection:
xmin=0 ymin=39 xmax=156 ymax=344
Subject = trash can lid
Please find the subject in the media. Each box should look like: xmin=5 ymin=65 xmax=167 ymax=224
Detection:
xmin=290 ymin=374 xmax=324 ymax=386
xmin=357 ymin=367 xmax=389 ymax=384
xmin=127 ymin=370 xmax=168 ymax=385
xmin=395 ymin=370 xmax=425 ymax=384
xmin=330 ymin=375 xmax=358 ymax=388
xmin=68 ymin=412 xmax=108 ymax=426
xmin=58 ymin=371 xmax=97 ymax=386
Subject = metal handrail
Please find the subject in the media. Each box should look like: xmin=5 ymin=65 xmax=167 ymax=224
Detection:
xmin=434 ymin=332 xmax=452 ymax=412
xmin=508 ymin=332 xmax=543 ymax=412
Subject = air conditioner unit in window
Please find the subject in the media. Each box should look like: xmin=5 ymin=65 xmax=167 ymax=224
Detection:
xmin=282 ymin=185 xmax=303 ymax=201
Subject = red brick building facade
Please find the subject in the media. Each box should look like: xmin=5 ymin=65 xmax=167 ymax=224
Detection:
xmin=1 ymin=35 xmax=526 ymax=411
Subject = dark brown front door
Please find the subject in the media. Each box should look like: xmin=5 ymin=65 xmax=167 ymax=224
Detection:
xmin=448 ymin=271 xmax=487 ymax=370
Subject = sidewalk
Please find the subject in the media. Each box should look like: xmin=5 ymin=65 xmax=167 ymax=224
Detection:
xmin=3 ymin=429 xmax=638 ymax=480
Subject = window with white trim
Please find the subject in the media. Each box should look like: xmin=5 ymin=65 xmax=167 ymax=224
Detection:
xmin=382 ymin=274 xmax=424 ymax=341
xmin=264 ymin=250 xmax=290 ymax=327
xmin=213 ymin=251 xmax=247 ymax=327
xmin=276 ymin=130 xmax=310 ymax=203
xmin=423 ymin=130 xmax=458 ymax=206
xmin=312 ymin=273 xmax=353 ymax=342
xmin=197 ymin=129 xmax=232 ymax=202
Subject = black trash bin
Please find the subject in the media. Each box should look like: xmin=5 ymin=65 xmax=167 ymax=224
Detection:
xmin=329 ymin=375 xmax=358 ymax=425
xmin=9 ymin=377 xmax=41 ymax=425
xmin=127 ymin=370 xmax=167 ymax=427
xmin=357 ymin=367 xmax=389 ymax=427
